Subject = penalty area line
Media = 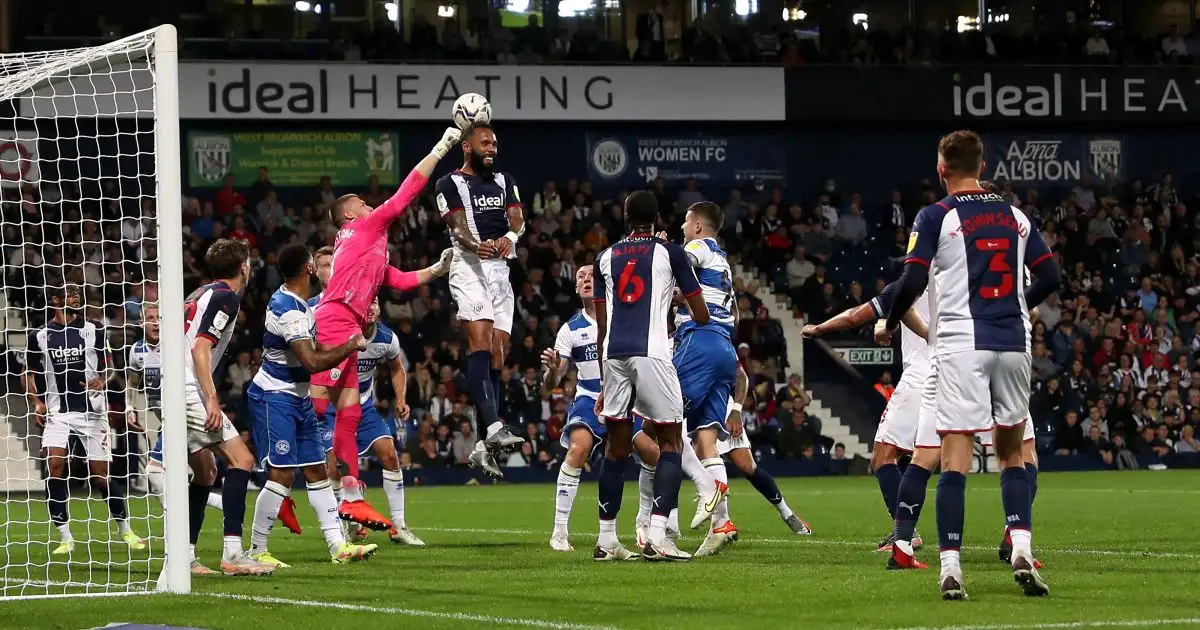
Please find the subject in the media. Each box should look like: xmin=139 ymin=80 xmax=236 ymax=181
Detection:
xmin=204 ymin=592 xmax=621 ymax=630
xmin=885 ymin=618 xmax=1200 ymax=630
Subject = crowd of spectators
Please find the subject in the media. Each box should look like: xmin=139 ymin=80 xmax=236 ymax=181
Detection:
xmin=23 ymin=8 xmax=1200 ymax=67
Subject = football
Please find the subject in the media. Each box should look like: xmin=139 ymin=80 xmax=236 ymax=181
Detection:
xmin=451 ymin=92 xmax=492 ymax=130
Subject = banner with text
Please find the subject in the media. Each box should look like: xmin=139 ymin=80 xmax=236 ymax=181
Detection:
xmin=585 ymin=133 xmax=785 ymax=188
xmin=784 ymin=66 xmax=1200 ymax=123
xmin=186 ymin=130 xmax=400 ymax=188
xmin=21 ymin=63 xmax=784 ymax=121
xmin=984 ymin=135 xmax=1127 ymax=186
xmin=0 ymin=132 xmax=40 ymax=188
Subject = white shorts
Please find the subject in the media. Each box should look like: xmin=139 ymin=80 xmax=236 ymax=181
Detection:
xmin=873 ymin=370 xmax=926 ymax=453
xmin=915 ymin=369 xmax=939 ymax=449
xmin=978 ymin=418 xmax=1036 ymax=446
xmin=450 ymin=260 xmax=514 ymax=335
xmin=717 ymin=397 xmax=750 ymax=455
xmin=42 ymin=412 xmax=111 ymax=462
xmin=603 ymin=356 xmax=683 ymax=424
xmin=185 ymin=388 xmax=239 ymax=453
xmin=935 ymin=350 xmax=1031 ymax=436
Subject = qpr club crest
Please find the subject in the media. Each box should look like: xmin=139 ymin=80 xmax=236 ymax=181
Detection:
xmin=191 ymin=134 xmax=232 ymax=184
xmin=1088 ymin=139 xmax=1122 ymax=180
xmin=274 ymin=440 xmax=290 ymax=455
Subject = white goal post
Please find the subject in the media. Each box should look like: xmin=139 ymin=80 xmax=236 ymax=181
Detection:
xmin=0 ymin=25 xmax=189 ymax=598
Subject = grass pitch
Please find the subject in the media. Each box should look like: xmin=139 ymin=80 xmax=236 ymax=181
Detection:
xmin=1 ymin=470 xmax=1198 ymax=629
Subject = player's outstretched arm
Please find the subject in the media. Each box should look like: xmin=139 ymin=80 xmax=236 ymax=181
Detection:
xmin=292 ymin=334 xmax=366 ymax=374
xmin=801 ymin=303 xmax=877 ymax=338
xmin=383 ymin=248 xmax=453 ymax=293
xmin=540 ymin=348 xmax=571 ymax=396
xmin=366 ymin=128 xmax=463 ymax=230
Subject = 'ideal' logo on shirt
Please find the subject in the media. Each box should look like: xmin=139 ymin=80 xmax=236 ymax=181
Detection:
xmin=472 ymin=194 xmax=504 ymax=209
xmin=49 ymin=346 xmax=86 ymax=361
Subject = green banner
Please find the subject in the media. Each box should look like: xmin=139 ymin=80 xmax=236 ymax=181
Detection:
xmin=187 ymin=130 xmax=400 ymax=188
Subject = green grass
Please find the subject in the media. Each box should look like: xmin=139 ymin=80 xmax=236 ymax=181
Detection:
xmin=1 ymin=471 xmax=1199 ymax=629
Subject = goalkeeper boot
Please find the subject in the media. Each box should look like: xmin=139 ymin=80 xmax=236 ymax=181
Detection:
xmin=468 ymin=442 xmax=504 ymax=479
xmin=484 ymin=426 xmax=525 ymax=453
xmin=251 ymin=551 xmax=291 ymax=569
xmin=51 ymin=540 xmax=75 ymax=556
xmin=332 ymin=542 xmax=378 ymax=564
xmin=122 ymin=530 xmax=147 ymax=551
xmin=278 ymin=497 xmax=302 ymax=535
xmin=389 ymin=527 xmax=426 ymax=547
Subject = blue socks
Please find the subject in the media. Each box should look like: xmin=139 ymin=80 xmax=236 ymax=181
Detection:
xmin=652 ymin=452 xmax=683 ymax=518
xmin=747 ymin=466 xmax=784 ymax=505
xmin=876 ymin=463 xmax=902 ymax=518
xmin=893 ymin=464 xmax=931 ymax=544
xmin=47 ymin=476 xmax=69 ymax=526
xmin=1026 ymin=462 xmax=1038 ymax=527
xmin=936 ymin=471 xmax=967 ymax=551
xmin=597 ymin=456 xmax=627 ymax=520
xmin=467 ymin=351 xmax=498 ymax=426
xmin=99 ymin=478 xmax=128 ymax=521
xmin=188 ymin=483 xmax=210 ymax=544
xmin=1000 ymin=466 xmax=1032 ymax=532
xmin=222 ymin=468 xmax=251 ymax=537
xmin=490 ymin=368 xmax=502 ymax=407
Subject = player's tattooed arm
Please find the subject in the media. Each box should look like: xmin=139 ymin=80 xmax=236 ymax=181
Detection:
xmin=293 ymin=334 xmax=366 ymax=374
xmin=801 ymin=303 xmax=876 ymax=338
xmin=727 ymin=365 xmax=750 ymax=438
xmin=445 ymin=211 xmax=494 ymax=258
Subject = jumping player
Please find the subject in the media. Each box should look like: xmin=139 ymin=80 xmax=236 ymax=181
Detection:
xmin=322 ymin=298 xmax=427 ymax=547
xmin=312 ymin=127 xmax=463 ymax=531
xmin=247 ymin=243 xmax=378 ymax=567
xmin=435 ymin=122 xmax=526 ymax=478
xmin=542 ymin=265 xmax=604 ymax=551
xmin=802 ymin=282 xmax=930 ymax=552
xmin=26 ymin=285 xmax=146 ymax=557
xmin=879 ymin=130 xmax=1060 ymax=599
xmin=592 ymin=190 xmax=709 ymax=562
xmin=182 ymin=239 xmax=275 ymax=575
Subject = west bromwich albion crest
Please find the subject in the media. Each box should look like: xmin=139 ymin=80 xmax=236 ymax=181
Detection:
xmin=1088 ymin=139 xmax=1122 ymax=180
xmin=192 ymin=134 xmax=232 ymax=184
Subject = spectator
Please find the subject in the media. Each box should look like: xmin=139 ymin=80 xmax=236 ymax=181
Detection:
xmin=874 ymin=372 xmax=894 ymax=401
xmin=256 ymin=189 xmax=285 ymax=226
xmin=452 ymin=419 xmax=475 ymax=465
xmin=1176 ymin=424 xmax=1200 ymax=454
xmin=834 ymin=202 xmax=867 ymax=248
xmin=1054 ymin=410 xmax=1085 ymax=455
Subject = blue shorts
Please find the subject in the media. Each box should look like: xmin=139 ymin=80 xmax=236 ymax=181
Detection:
xmin=321 ymin=400 xmax=392 ymax=456
xmin=248 ymin=387 xmax=327 ymax=469
xmin=673 ymin=329 xmax=738 ymax=439
xmin=560 ymin=395 xmax=605 ymax=453
xmin=149 ymin=433 xmax=163 ymax=464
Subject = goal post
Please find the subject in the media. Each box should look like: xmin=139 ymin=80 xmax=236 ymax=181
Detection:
xmin=0 ymin=24 xmax=189 ymax=598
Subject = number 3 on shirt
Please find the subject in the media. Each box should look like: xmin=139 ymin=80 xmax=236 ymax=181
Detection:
xmin=976 ymin=239 xmax=1013 ymax=299
xmin=617 ymin=260 xmax=646 ymax=303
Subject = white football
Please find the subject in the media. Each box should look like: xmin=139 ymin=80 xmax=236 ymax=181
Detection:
xmin=451 ymin=93 xmax=492 ymax=130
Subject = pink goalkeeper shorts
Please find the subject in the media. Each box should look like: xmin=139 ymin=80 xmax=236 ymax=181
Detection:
xmin=311 ymin=301 xmax=361 ymax=390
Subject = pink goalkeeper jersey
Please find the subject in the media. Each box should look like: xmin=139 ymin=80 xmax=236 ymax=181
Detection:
xmin=320 ymin=190 xmax=414 ymax=325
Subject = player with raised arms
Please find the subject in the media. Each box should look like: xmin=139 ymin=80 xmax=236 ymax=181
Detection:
xmin=246 ymin=243 xmax=380 ymax=567
xmin=182 ymin=239 xmax=275 ymax=575
xmin=435 ymin=121 xmax=527 ymax=478
xmin=879 ymin=130 xmax=1060 ymax=599
xmin=592 ymin=190 xmax=709 ymax=562
xmin=322 ymin=298 xmax=428 ymax=547
xmin=26 ymin=285 xmax=146 ymax=557
xmin=312 ymin=127 xmax=464 ymax=531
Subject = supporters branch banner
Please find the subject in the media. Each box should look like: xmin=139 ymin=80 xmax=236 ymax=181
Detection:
xmin=984 ymin=135 xmax=1127 ymax=186
xmin=0 ymin=132 xmax=40 ymax=188
xmin=20 ymin=62 xmax=785 ymax=121
xmin=186 ymin=130 xmax=400 ymax=188
xmin=585 ymin=134 xmax=785 ymax=188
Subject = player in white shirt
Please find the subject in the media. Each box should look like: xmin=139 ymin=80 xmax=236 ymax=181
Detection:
xmin=246 ymin=243 xmax=376 ymax=567
xmin=25 ymin=285 xmax=146 ymax=557
xmin=879 ymin=131 xmax=1060 ymax=599
xmin=592 ymin=191 xmax=709 ymax=562
xmin=181 ymin=239 xmax=275 ymax=576
xmin=322 ymin=299 xmax=425 ymax=547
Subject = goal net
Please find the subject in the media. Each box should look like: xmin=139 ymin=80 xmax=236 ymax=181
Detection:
xmin=0 ymin=26 xmax=189 ymax=599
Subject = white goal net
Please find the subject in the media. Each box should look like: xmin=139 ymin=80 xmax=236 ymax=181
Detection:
xmin=0 ymin=26 xmax=189 ymax=599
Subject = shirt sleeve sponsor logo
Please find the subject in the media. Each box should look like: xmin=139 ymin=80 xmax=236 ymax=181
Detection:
xmin=906 ymin=231 xmax=919 ymax=254
xmin=211 ymin=310 xmax=230 ymax=333
xmin=436 ymin=192 xmax=449 ymax=213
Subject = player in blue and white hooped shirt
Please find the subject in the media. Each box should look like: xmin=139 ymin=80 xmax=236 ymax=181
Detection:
xmin=879 ymin=131 xmax=1060 ymax=600
xmin=541 ymin=265 xmax=607 ymax=552
xmin=320 ymin=298 xmax=425 ymax=547
xmin=592 ymin=190 xmax=710 ymax=562
xmin=25 ymin=285 xmax=146 ymax=556
xmin=245 ymin=243 xmax=378 ymax=567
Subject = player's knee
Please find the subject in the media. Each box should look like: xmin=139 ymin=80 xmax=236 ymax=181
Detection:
xmin=376 ymin=448 xmax=401 ymax=472
xmin=870 ymin=444 xmax=898 ymax=470
xmin=268 ymin=466 xmax=296 ymax=487
xmin=301 ymin=465 xmax=327 ymax=484
xmin=731 ymin=450 xmax=756 ymax=475
xmin=46 ymin=456 xmax=67 ymax=478
xmin=566 ymin=440 xmax=591 ymax=468
xmin=912 ymin=448 xmax=939 ymax=470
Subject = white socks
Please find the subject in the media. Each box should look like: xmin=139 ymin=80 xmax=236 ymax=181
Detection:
xmin=1010 ymin=528 xmax=1033 ymax=561
xmin=668 ymin=508 xmax=679 ymax=535
xmin=776 ymin=498 xmax=795 ymax=520
xmin=331 ymin=477 xmax=342 ymax=503
xmin=486 ymin=421 xmax=503 ymax=439
xmin=249 ymin=480 xmax=288 ymax=556
xmin=598 ymin=519 xmax=618 ymax=549
xmin=207 ymin=492 xmax=224 ymax=511
xmin=222 ymin=535 xmax=243 ymax=561
xmin=681 ymin=439 xmax=714 ymax=496
xmin=702 ymin=457 xmax=730 ymax=528
xmin=383 ymin=469 xmax=407 ymax=529
xmin=308 ymin=479 xmax=345 ymax=555
xmin=636 ymin=464 xmax=655 ymax=525
xmin=940 ymin=550 xmax=962 ymax=577
xmin=649 ymin=514 xmax=669 ymax=546
xmin=57 ymin=523 xmax=73 ymax=543
xmin=116 ymin=519 xmax=132 ymax=535
xmin=147 ymin=464 xmax=165 ymax=503
xmin=554 ymin=464 xmax=582 ymax=533
xmin=340 ymin=476 xmax=364 ymax=502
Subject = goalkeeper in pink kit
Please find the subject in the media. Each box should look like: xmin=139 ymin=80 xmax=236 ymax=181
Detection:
xmin=311 ymin=127 xmax=461 ymax=529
